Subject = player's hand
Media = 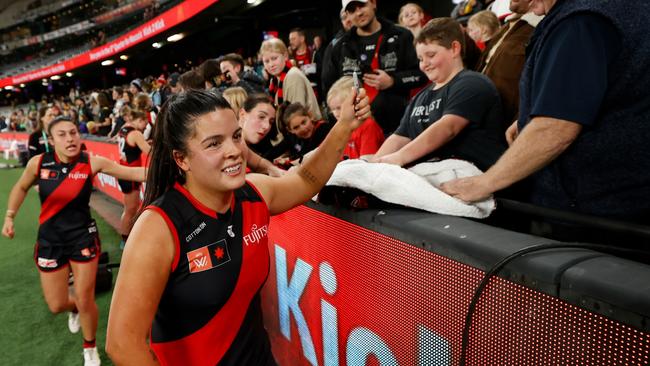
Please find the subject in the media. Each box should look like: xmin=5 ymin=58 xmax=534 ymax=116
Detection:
xmin=340 ymin=88 xmax=370 ymax=130
xmin=2 ymin=218 xmax=15 ymax=239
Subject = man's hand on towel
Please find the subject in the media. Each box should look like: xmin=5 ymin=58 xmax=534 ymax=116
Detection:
xmin=371 ymin=152 xmax=404 ymax=166
xmin=440 ymin=175 xmax=494 ymax=203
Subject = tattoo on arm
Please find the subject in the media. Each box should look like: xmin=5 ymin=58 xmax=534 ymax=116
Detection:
xmin=298 ymin=167 xmax=319 ymax=186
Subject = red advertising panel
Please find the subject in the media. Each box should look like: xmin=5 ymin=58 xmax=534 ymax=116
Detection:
xmin=263 ymin=205 xmax=650 ymax=365
xmin=0 ymin=132 xmax=29 ymax=151
xmin=81 ymin=139 xmax=125 ymax=202
xmin=0 ymin=0 xmax=219 ymax=87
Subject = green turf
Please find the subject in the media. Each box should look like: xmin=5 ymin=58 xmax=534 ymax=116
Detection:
xmin=0 ymin=166 xmax=121 ymax=365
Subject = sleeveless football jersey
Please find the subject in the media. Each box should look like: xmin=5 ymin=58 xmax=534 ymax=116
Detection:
xmin=118 ymin=126 xmax=143 ymax=166
xmin=147 ymin=181 xmax=275 ymax=366
xmin=37 ymin=152 xmax=94 ymax=243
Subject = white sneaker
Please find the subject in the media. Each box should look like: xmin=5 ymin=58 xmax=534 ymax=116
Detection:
xmin=68 ymin=311 xmax=80 ymax=334
xmin=83 ymin=347 xmax=101 ymax=366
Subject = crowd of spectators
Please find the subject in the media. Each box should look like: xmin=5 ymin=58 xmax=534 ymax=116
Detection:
xmin=2 ymin=0 xmax=649 ymax=245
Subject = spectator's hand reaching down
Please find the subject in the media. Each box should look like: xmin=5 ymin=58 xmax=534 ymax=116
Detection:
xmin=439 ymin=175 xmax=494 ymax=203
xmin=370 ymin=152 xmax=404 ymax=166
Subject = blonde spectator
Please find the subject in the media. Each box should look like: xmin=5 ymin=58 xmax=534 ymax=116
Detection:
xmin=260 ymin=37 xmax=322 ymax=120
xmin=327 ymin=76 xmax=384 ymax=160
xmin=222 ymin=86 xmax=248 ymax=117
xmin=467 ymin=10 xmax=501 ymax=49
xmin=398 ymin=3 xmax=426 ymax=37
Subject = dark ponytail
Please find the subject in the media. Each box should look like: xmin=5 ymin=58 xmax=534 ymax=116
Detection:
xmin=140 ymin=89 xmax=232 ymax=210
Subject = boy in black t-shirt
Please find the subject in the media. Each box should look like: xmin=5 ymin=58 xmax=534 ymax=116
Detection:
xmin=371 ymin=18 xmax=506 ymax=171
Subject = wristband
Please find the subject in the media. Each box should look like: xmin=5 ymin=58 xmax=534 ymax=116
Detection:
xmin=6 ymin=209 xmax=15 ymax=219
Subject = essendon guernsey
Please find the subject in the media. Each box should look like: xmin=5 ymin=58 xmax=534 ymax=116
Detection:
xmin=37 ymin=152 xmax=93 ymax=243
xmin=147 ymin=182 xmax=275 ymax=366
xmin=118 ymin=126 xmax=142 ymax=166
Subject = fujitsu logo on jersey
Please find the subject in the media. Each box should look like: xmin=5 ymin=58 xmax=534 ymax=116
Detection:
xmin=67 ymin=172 xmax=89 ymax=180
xmin=243 ymin=224 xmax=268 ymax=246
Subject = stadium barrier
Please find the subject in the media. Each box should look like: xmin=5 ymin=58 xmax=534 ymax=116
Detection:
xmin=3 ymin=132 xmax=649 ymax=365
xmin=263 ymin=203 xmax=650 ymax=365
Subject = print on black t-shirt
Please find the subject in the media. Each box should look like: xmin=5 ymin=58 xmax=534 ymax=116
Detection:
xmin=394 ymin=69 xmax=506 ymax=170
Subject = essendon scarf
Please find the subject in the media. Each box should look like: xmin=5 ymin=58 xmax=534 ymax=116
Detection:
xmin=268 ymin=61 xmax=293 ymax=105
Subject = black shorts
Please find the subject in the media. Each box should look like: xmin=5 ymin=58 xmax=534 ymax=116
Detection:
xmin=118 ymin=178 xmax=141 ymax=194
xmin=34 ymin=221 xmax=101 ymax=272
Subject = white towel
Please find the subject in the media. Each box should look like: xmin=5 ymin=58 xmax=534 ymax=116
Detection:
xmin=324 ymin=159 xmax=496 ymax=218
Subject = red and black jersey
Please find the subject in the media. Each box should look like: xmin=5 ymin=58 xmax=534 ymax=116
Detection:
xmin=37 ymin=152 xmax=94 ymax=244
xmin=293 ymin=49 xmax=312 ymax=68
xmin=118 ymin=126 xmax=142 ymax=166
xmin=147 ymin=181 xmax=275 ymax=366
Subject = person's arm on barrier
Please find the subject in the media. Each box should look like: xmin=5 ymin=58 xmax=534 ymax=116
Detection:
xmin=90 ymin=155 xmax=146 ymax=182
xmin=374 ymin=114 xmax=470 ymax=166
xmin=106 ymin=210 xmax=172 ymax=366
xmin=370 ymin=134 xmax=411 ymax=161
xmin=440 ymin=117 xmax=582 ymax=202
xmin=2 ymin=155 xmax=39 ymax=239
xmin=248 ymin=88 xmax=370 ymax=215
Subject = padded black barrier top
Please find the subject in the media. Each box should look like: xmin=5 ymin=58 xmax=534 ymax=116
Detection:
xmin=305 ymin=201 xmax=650 ymax=332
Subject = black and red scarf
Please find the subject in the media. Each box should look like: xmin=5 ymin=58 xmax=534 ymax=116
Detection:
xmin=268 ymin=61 xmax=294 ymax=105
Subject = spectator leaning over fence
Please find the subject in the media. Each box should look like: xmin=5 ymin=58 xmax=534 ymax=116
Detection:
xmin=239 ymin=93 xmax=288 ymax=161
xmin=370 ymin=18 xmax=506 ymax=171
xmin=322 ymin=0 xmax=427 ymax=134
xmin=441 ymin=0 xmax=650 ymax=234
